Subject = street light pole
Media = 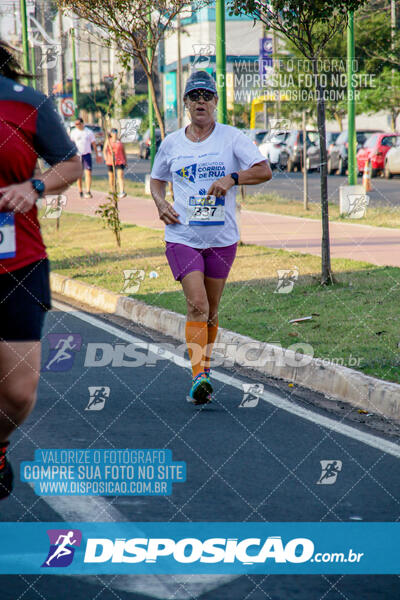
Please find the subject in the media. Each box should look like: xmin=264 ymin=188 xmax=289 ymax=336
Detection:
xmin=147 ymin=12 xmax=156 ymax=166
xmin=20 ymin=0 xmax=30 ymax=76
xmin=177 ymin=15 xmax=183 ymax=128
xmin=347 ymin=11 xmax=356 ymax=185
xmin=216 ymin=0 xmax=227 ymax=124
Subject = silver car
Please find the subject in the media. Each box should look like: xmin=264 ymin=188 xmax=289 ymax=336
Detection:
xmin=258 ymin=131 xmax=290 ymax=169
xmin=384 ymin=137 xmax=400 ymax=178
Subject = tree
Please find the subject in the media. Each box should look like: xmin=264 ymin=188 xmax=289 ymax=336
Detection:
xmin=229 ymin=0 xmax=369 ymax=285
xmin=358 ymin=67 xmax=400 ymax=131
xmin=58 ymin=0 xmax=210 ymax=139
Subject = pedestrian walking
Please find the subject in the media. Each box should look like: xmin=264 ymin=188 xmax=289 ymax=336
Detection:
xmin=103 ymin=128 xmax=128 ymax=198
xmin=70 ymin=117 xmax=102 ymax=198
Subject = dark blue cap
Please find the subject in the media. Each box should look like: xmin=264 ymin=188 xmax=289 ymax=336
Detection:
xmin=184 ymin=70 xmax=217 ymax=97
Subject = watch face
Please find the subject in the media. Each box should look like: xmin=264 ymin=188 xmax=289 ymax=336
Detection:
xmin=32 ymin=179 xmax=45 ymax=194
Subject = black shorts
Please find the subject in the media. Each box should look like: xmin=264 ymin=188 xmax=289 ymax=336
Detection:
xmin=107 ymin=164 xmax=125 ymax=172
xmin=0 ymin=258 xmax=51 ymax=341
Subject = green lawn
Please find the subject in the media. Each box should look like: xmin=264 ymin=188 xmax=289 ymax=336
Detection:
xmin=42 ymin=212 xmax=400 ymax=384
xmin=242 ymin=191 xmax=400 ymax=229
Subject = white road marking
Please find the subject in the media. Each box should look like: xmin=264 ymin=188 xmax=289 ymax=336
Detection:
xmin=53 ymin=299 xmax=400 ymax=460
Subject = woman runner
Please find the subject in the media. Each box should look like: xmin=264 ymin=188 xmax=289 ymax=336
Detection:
xmin=150 ymin=70 xmax=271 ymax=405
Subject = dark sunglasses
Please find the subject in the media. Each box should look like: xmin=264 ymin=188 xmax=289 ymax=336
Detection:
xmin=186 ymin=89 xmax=215 ymax=102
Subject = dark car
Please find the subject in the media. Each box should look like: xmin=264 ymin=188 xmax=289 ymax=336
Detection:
xmin=284 ymin=130 xmax=319 ymax=172
xmin=327 ymin=130 xmax=381 ymax=175
xmin=139 ymin=128 xmax=162 ymax=159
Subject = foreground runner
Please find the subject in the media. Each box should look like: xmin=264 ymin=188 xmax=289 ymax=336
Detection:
xmin=0 ymin=41 xmax=81 ymax=499
xmin=150 ymin=71 xmax=271 ymax=405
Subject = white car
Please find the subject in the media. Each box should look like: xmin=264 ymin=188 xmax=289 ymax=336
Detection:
xmin=258 ymin=131 xmax=290 ymax=169
xmin=384 ymin=139 xmax=400 ymax=178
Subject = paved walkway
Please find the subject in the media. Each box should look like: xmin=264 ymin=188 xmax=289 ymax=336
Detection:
xmin=62 ymin=188 xmax=400 ymax=268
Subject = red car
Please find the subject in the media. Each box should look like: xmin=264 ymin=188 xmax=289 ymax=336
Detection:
xmin=357 ymin=132 xmax=400 ymax=177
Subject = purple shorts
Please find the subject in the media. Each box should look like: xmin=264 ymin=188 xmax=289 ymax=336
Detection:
xmin=166 ymin=242 xmax=237 ymax=281
xmin=81 ymin=153 xmax=92 ymax=171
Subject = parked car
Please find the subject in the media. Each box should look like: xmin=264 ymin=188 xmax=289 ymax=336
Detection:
xmin=384 ymin=137 xmax=400 ymax=178
xmin=356 ymin=132 xmax=400 ymax=177
xmin=306 ymin=131 xmax=340 ymax=171
xmin=139 ymin=128 xmax=162 ymax=159
xmin=327 ymin=130 xmax=380 ymax=175
xmin=242 ymin=128 xmax=268 ymax=146
xmin=85 ymin=124 xmax=105 ymax=149
xmin=258 ymin=130 xmax=290 ymax=169
xmin=284 ymin=130 xmax=319 ymax=172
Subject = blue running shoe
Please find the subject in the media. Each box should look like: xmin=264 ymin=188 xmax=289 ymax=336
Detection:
xmin=187 ymin=372 xmax=213 ymax=405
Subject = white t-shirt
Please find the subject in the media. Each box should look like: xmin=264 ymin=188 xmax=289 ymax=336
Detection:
xmin=151 ymin=123 xmax=266 ymax=248
xmin=70 ymin=127 xmax=96 ymax=156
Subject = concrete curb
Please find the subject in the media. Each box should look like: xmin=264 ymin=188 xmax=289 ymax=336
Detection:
xmin=50 ymin=273 xmax=400 ymax=421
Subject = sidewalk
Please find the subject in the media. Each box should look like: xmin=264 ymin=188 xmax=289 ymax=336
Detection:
xmin=62 ymin=188 xmax=400 ymax=268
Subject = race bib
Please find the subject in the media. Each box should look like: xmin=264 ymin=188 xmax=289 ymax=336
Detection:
xmin=0 ymin=213 xmax=16 ymax=259
xmin=187 ymin=195 xmax=225 ymax=226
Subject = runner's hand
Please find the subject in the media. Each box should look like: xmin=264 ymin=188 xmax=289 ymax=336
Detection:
xmin=156 ymin=199 xmax=180 ymax=225
xmin=0 ymin=181 xmax=39 ymax=213
xmin=207 ymin=175 xmax=235 ymax=198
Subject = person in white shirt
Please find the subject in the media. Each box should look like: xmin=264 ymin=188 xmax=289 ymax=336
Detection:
xmin=70 ymin=117 xmax=102 ymax=198
xmin=150 ymin=70 xmax=272 ymax=405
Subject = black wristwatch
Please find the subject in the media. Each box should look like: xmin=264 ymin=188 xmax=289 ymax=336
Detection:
xmin=30 ymin=178 xmax=45 ymax=198
xmin=230 ymin=172 xmax=239 ymax=185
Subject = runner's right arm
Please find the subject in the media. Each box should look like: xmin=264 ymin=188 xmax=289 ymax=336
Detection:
xmin=150 ymin=178 xmax=180 ymax=225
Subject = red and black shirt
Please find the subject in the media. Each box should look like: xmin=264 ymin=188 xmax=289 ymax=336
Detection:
xmin=0 ymin=75 xmax=77 ymax=273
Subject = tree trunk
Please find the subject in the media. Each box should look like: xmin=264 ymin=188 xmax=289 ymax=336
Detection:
xmin=313 ymin=58 xmax=334 ymax=285
xmin=147 ymin=69 xmax=165 ymax=139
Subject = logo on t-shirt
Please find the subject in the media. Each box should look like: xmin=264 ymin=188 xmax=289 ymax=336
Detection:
xmin=175 ymin=163 xmax=197 ymax=183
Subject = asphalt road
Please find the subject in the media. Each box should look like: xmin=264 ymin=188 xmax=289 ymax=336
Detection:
xmin=104 ymin=155 xmax=400 ymax=208
xmin=1 ymin=300 xmax=399 ymax=598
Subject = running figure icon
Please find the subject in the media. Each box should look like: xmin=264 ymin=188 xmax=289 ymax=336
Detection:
xmin=45 ymin=335 xmax=77 ymax=370
xmin=45 ymin=531 xmax=77 ymax=566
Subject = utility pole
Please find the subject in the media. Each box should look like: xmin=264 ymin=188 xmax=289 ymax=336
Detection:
xmin=176 ymin=15 xmax=183 ymax=128
xmin=216 ymin=0 xmax=227 ymax=124
xmin=20 ymin=0 xmax=30 ymax=76
xmin=347 ymin=11 xmax=356 ymax=185
xmin=71 ymin=28 xmax=79 ymax=118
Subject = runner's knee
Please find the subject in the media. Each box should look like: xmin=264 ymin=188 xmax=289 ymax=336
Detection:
xmin=0 ymin=374 xmax=39 ymax=418
xmin=187 ymin=295 xmax=209 ymax=320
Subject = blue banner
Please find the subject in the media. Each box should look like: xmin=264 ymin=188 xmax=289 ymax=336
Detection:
xmin=0 ymin=522 xmax=399 ymax=574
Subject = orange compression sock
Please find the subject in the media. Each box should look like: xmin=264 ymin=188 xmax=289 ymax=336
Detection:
xmin=185 ymin=321 xmax=208 ymax=378
xmin=204 ymin=321 xmax=219 ymax=371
